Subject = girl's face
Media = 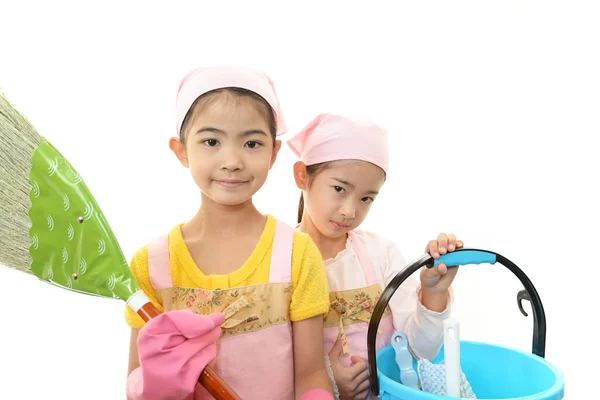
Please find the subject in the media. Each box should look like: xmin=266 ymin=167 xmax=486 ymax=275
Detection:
xmin=298 ymin=160 xmax=385 ymax=239
xmin=171 ymin=92 xmax=281 ymax=207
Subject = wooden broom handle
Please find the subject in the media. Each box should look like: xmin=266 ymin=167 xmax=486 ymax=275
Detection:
xmin=137 ymin=302 xmax=242 ymax=400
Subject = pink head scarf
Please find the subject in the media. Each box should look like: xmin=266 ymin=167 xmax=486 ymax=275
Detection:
xmin=174 ymin=66 xmax=287 ymax=137
xmin=287 ymin=113 xmax=389 ymax=173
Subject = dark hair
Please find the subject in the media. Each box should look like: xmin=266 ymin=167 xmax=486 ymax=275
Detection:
xmin=179 ymin=87 xmax=277 ymax=146
xmin=297 ymin=162 xmax=332 ymax=223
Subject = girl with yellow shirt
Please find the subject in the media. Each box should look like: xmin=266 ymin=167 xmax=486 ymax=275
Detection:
xmin=124 ymin=66 xmax=334 ymax=400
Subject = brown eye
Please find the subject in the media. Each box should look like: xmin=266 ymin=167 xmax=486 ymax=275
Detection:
xmin=203 ymin=139 xmax=219 ymax=147
xmin=245 ymin=141 xmax=262 ymax=149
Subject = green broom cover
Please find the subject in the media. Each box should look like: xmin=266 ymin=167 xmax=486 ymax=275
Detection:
xmin=29 ymin=138 xmax=139 ymax=302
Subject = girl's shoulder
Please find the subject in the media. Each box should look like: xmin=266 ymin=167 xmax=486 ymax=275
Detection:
xmin=351 ymin=229 xmax=398 ymax=251
xmin=291 ymin=225 xmax=312 ymax=246
xmin=269 ymin=216 xmax=315 ymax=251
xmin=351 ymin=229 xmax=407 ymax=268
xmin=130 ymin=242 xmax=150 ymax=273
xmin=290 ymin=225 xmax=320 ymax=263
xmin=129 ymin=224 xmax=182 ymax=276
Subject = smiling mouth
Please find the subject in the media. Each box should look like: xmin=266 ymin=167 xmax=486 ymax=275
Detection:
xmin=331 ymin=221 xmax=349 ymax=229
xmin=214 ymin=179 xmax=249 ymax=188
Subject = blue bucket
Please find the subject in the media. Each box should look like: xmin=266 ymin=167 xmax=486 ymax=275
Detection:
xmin=377 ymin=341 xmax=564 ymax=399
xmin=367 ymin=249 xmax=565 ymax=399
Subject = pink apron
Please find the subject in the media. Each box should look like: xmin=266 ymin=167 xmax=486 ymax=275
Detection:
xmin=323 ymin=231 xmax=395 ymax=399
xmin=147 ymin=219 xmax=296 ymax=400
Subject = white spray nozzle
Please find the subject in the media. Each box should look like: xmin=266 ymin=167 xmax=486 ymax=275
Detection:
xmin=443 ymin=318 xmax=461 ymax=397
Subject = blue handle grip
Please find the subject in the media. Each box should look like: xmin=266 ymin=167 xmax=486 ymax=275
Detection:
xmin=433 ymin=250 xmax=496 ymax=267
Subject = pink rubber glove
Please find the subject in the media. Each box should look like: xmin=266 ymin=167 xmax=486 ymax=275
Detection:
xmin=299 ymin=389 xmax=335 ymax=400
xmin=127 ymin=310 xmax=225 ymax=400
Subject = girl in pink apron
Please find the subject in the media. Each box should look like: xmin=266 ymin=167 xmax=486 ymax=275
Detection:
xmin=125 ymin=67 xmax=335 ymax=400
xmin=286 ymin=113 xmax=463 ymax=399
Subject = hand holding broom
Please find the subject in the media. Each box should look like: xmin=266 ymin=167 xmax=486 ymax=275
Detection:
xmin=0 ymin=91 xmax=241 ymax=400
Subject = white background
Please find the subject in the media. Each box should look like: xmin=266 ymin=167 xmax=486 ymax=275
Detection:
xmin=0 ymin=1 xmax=597 ymax=399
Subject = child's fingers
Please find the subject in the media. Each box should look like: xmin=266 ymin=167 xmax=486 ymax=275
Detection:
xmin=427 ymin=240 xmax=440 ymax=258
xmin=456 ymin=239 xmax=464 ymax=248
xmin=348 ymin=363 xmax=369 ymax=383
xmin=437 ymin=263 xmax=448 ymax=275
xmin=437 ymin=233 xmax=448 ymax=254
xmin=350 ymin=355 xmax=363 ymax=365
xmin=354 ymin=379 xmax=371 ymax=399
xmin=328 ymin=337 xmax=344 ymax=361
xmin=355 ymin=389 xmax=369 ymax=400
xmin=424 ymin=263 xmax=445 ymax=278
xmin=447 ymin=234 xmax=457 ymax=251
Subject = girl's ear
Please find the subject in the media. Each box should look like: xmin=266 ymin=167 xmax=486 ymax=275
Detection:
xmin=169 ymin=137 xmax=189 ymax=168
xmin=293 ymin=161 xmax=308 ymax=190
xmin=269 ymin=140 xmax=282 ymax=169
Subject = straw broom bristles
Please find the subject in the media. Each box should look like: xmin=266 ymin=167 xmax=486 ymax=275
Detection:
xmin=0 ymin=91 xmax=39 ymax=274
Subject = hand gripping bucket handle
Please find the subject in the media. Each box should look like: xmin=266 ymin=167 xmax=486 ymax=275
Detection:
xmin=366 ymin=248 xmax=547 ymax=396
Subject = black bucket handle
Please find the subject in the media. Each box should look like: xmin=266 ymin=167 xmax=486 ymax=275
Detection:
xmin=367 ymin=248 xmax=547 ymax=396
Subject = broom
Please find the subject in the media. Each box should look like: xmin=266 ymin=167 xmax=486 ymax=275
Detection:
xmin=0 ymin=91 xmax=240 ymax=400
